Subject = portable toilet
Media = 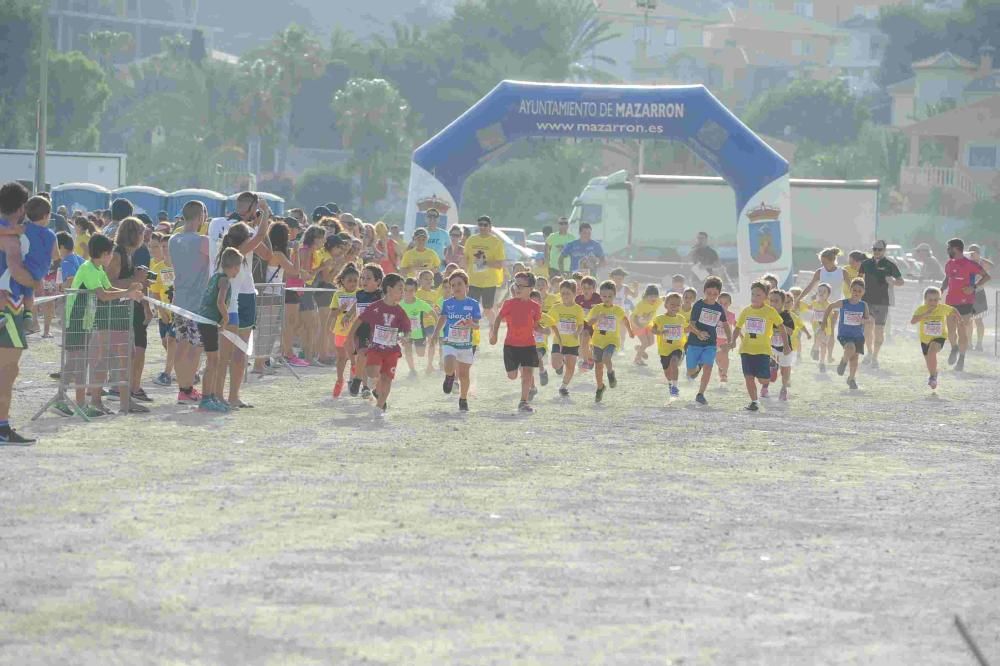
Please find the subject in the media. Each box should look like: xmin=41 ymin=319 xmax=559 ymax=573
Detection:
xmin=168 ymin=188 xmax=226 ymax=219
xmin=112 ymin=186 xmax=168 ymax=219
xmin=51 ymin=182 xmax=111 ymax=215
xmin=225 ymin=191 xmax=286 ymax=216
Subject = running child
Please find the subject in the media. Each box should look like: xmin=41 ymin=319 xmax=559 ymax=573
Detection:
xmin=911 ymin=286 xmax=959 ymax=391
xmin=609 ymin=267 xmax=636 ymax=310
xmin=766 ymin=288 xmax=797 ymax=401
xmin=731 ymin=280 xmax=784 ymax=411
xmin=809 ymin=283 xmax=834 ymax=370
xmin=330 ymin=263 xmax=359 ymax=397
xmin=685 ymin=276 xmax=730 ymax=406
xmin=714 ymin=291 xmax=735 ymax=385
xmin=536 ymin=276 xmax=559 ymax=314
xmin=530 ymin=290 xmax=555 ymax=390
xmin=400 ymin=277 xmax=435 ymax=378
xmin=822 ymin=277 xmax=870 ymax=391
xmin=788 ymin=286 xmax=808 ymax=361
xmin=587 ymin=280 xmax=635 ymax=403
xmin=345 ymin=272 xmax=411 ymax=415
xmin=490 ymin=271 xmax=541 ymax=413
xmin=548 ymin=279 xmax=585 ymax=397
xmin=196 ymin=247 xmax=243 ymax=413
xmin=434 ymin=270 xmax=481 ymax=411
xmin=575 ymin=276 xmax=601 ymax=370
xmin=681 ymin=287 xmax=697 ymax=321
xmin=649 ymin=292 xmax=687 ymax=399
xmin=348 ymin=263 xmax=384 ymax=398
xmin=415 ymin=269 xmax=442 ymax=373
xmin=630 ymin=284 xmax=661 ymax=365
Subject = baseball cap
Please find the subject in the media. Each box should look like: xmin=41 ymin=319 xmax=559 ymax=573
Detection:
xmin=157 ymin=210 xmax=169 ymax=221
xmin=872 ymin=240 xmax=887 ymax=251
xmin=312 ymin=206 xmax=332 ymax=222
xmin=136 ymin=213 xmax=154 ymax=228
xmin=413 ymin=228 xmax=428 ymax=238
xmin=283 ymin=215 xmax=300 ymax=229
xmin=968 ymin=243 xmax=981 ymax=252
xmin=325 ymin=202 xmax=340 ymax=214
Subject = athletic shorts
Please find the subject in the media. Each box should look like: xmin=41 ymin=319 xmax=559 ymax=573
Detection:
xmin=954 ymin=303 xmax=975 ymax=317
xmin=284 ymin=289 xmax=300 ymax=305
xmin=366 ymin=348 xmax=400 ymax=379
xmin=686 ymin=344 xmax=717 ymax=370
xmin=503 ymin=345 xmax=538 ymax=372
xmin=173 ymin=315 xmax=202 ymax=346
xmin=838 ymin=336 xmax=865 ymax=355
xmin=921 ymin=338 xmax=946 ymax=356
xmin=660 ymin=350 xmax=683 ymax=369
xmin=0 ymin=308 xmax=27 ymax=350
xmin=197 ymin=324 xmax=220 ymax=353
xmin=773 ymin=350 xmax=794 ymax=368
xmin=867 ymin=303 xmax=890 ymax=326
xmin=592 ymin=344 xmax=616 ymax=363
xmin=536 ymin=347 xmax=547 ymax=358
xmin=158 ymin=320 xmax=175 ymax=340
xmin=410 ymin=336 xmax=427 ymax=349
xmin=133 ymin=303 xmax=148 ymax=350
xmin=741 ymin=353 xmax=771 ymax=380
xmin=237 ymin=293 xmax=256 ymax=329
xmin=334 ymin=334 xmax=348 ymax=349
xmin=314 ymin=281 xmax=335 ymax=309
xmin=299 ymin=292 xmax=317 ymax=312
xmin=469 ymin=286 xmax=497 ymax=310
xmin=442 ymin=344 xmax=475 ymax=365
xmin=551 ymin=344 xmax=579 ymax=356
xmin=423 ymin=326 xmax=435 ymax=339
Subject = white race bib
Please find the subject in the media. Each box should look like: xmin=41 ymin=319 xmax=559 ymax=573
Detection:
xmin=663 ymin=324 xmax=683 ymax=341
xmin=716 ymin=322 xmax=728 ymax=339
xmin=409 ymin=315 xmax=420 ymax=331
xmin=924 ymin=320 xmax=943 ymax=337
xmin=598 ymin=315 xmax=617 ymax=332
xmin=534 ymin=331 xmax=546 ymax=345
xmin=340 ymin=297 xmax=357 ymax=312
xmin=372 ymin=324 xmax=398 ymax=347
xmin=745 ymin=317 xmax=766 ymax=335
xmin=355 ymin=301 xmax=369 ymax=316
xmin=698 ymin=308 xmax=722 ymax=327
xmin=844 ymin=310 xmax=864 ymax=326
xmin=160 ymin=268 xmax=175 ymax=288
xmin=447 ymin=326 xmax=471 ymax=345
xmin=558 ymin=319 xmax=577 ymax=335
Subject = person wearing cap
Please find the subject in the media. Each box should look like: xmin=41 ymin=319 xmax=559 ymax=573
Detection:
xmin=157 ymin=210 xmax=169 ymax=223
xmin=325 ymin=203 xmax=341 ymax=215
xmin=464 ymin=215 xmax=506 ymax=322
xmin=400 ymin=228 xmax=440 ymax=277
xmin=913 ymin=242 xmax=944 ymax=283
xmin=858 ymin=239 xmax=904 ymax=368
xmin=967 ymin=244 xmax=993 ymax=352
xmin=545 ymin=216 xmax=575 ymax=277
xmin=311 ymin=206 xmax=331 ymax=223
xmin=942 ymin=238 xmax=991 ymax=369
xmin=421 ymin=208 xmax=450 ymax=264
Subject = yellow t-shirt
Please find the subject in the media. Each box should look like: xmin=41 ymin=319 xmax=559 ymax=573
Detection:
xmin=913 ymin=303 xmax=955 ymax=343
xmin=631 ymin=298 xmax=660 ymax=329
xmin=401 ymin=247 xmax=441 ymax=275
xmin=588 ymin=303 xmax=628 ymax=348
xmin=464 ymin=233 xmax=505 ymax=289
xmin=811 ymin=299 xmax=832 ymax=333
xmin=651 ymin=312 xmax=687 ymax=356
xmin=415 ymin=287 xmax=441 ymax=327
xmin=549 ymin=303 xmax=585 ymax=348
xmin=843 ymin=265 xmax=860 ymax=297
xmin=149 ymin=258 xmax=174 ymax=323
xmin=74 ymin=231 xmax=91 ymax=258
xmin=535 ymin=313 xmax=555 ymax=350
xmin=330 ymin=289 xmax=358 ymax=335
xmin=736 ymin=305 xmax=785 ymax=356
xmin=543 ymin=293 xmax=560 ymax=314
xmin=312 ymin=248 xmax=331 ymax=271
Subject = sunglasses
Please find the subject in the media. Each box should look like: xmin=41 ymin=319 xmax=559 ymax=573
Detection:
xmin=426 ymin=215 xmax=439 ymax=220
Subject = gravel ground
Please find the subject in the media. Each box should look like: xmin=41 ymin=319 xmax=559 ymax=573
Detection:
xmin=1 ymin=326 xmax=998 ymax=665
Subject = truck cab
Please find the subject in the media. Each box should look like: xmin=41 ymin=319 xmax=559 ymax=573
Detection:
xmin=567 ymin=170 xmax=631 ymax=256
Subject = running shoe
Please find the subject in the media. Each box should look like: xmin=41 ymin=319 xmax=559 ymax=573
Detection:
xmin=847 ymin=378 xmax=859 ymax=390
xmin=127 ymin=400 xmax=150 ymax=414
xmin=948 ymin=346 xmax=959 ymax=365
xmin=779 ymin=387 xmax=788 ymax=401
xmin=528 ymin=386 xmax=538 ymax=401
xmin=595 ymin=385 xmax=606 ymax=403
xmin=955 ymin=356 xmax=965 ymax=373
xmin=459 ymin=398 xmax=469 ymax=412
xmin=861 ymin=355 xmax=872 ymax=367
xmin=518 ymin=401 xmax=534 ymax=413
xmin=285 ymin=355 xmax=310 ymax=368
xmin=695 ymin=393 xmax=708 ymax=406
xmin=555 ymin=366 xmax=564 ymax=376
xmin=760 ymin=385 xmax=770 ymax=399
xmin=349 ymin=378 xmax=362 ymax=397
xmin=210 ymin=396 xmax=232 ymax=412
xmin=408 ymin=369 xmax=418 ymax=380
xmin=669 ymin=384 xmax=679 ymax=398
xmin=836 ymin=359 xmax=847 ymax=376
xmin=49 ymin=372 xmax=61 ymax=380
xmin=558 ymin=386 xmax=569 ymax=397
xmin=928 ymin=375 xmax=938 ymax=390
xmin=361 ymin=387 xmax=372 ymax=400
xmin=745 ymin=401 xmax=759 ymax=412
xmin=199 ymin=397 xmax=227 ymax=413
xmin=580 ymin=359 xmax=594 ymax=371
xmin=177 ymin=388 xmax=202 ymax=405
xmin=333 ymin=379 xmax=345 ymax=398
xmin=607 ymin=371 xmax=617 ymax=388
xmin=0 ymin=427 xmax=35 ymax=444
xmin=234 ymin=400 xmax=254 ymax=409
xmin=819 ymin=362 xmax=826 ymax=373
xmin=51 ymin=401 xmax=74 ymax=417
xmin=152 ymin=372 xmax=172 ymax=386
xmin=443 ymin=374 xmax=455 ymax=395
xmin=131 ymin=388 xmax=153 ymax=403
xmin=539 ymin=370 xmax=549 ymax=387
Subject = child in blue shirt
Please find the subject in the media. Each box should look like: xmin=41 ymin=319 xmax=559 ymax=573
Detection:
xmin=0 ymin=196 xmax=57 ymax=330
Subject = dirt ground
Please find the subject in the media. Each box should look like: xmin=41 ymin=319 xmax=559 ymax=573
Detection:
xmin=1 ymin=324 xmax=998 ymax=664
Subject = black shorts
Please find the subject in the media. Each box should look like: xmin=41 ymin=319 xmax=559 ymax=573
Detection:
xmin=838 ymin=336 xmax=865 ymax=355
xmin=133 ymin=304 xmax=148 ymax=349
xmin=954 ymin=303 xmax=975 ymax=317
xmin=740 ymin=353 xmax=771 ymax=379
xmin=197 ymin=324 xmax=220 ymax=353
xmin=552 ymin=344 xmax=579 ymax=356
xmin=660 ymin=350 xmax=683 ymax=369
xmin=469 ymin=286 xmax=497 ymax=309
xmin=921 ymin=338 xmax=946 ymax=356
xmin=503 ymin=345 xmax=538 ymax=372
xmin=299 ymin=292 xmax=317 ymax=312
xmin=314 ymin=281 xmax=335 ymax=308
xmin=284 ymin=289 xmax=300 ymax=305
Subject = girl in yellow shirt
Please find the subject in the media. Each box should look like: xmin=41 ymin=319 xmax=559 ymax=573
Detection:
xmin=910 ymin=286 xmax=959 ymax=391
xmin=649 ymin=292 xmax=687 ymax=398
xmin=630 ymin=285 xmax=661 ymax=366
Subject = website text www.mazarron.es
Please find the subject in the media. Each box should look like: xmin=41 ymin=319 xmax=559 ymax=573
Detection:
xmin=536 ymin=121 xmax=666 ymax=134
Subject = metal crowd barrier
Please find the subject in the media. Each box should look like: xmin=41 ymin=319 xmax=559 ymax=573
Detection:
xmin=250 ymin=282 xmax=300 ymax=380
xmin=33 ymin=290 xmax=135 ymax=421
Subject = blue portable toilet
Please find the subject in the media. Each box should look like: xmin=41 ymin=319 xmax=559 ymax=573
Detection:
xmin=225 ymin=191 xmax=286 ymax=216
xmin=51 ymin=182 xmax=111 ymax=214
xmin=112 ymin=186 xmax=168 ymax=219
xmin=168 ymin=188 xmax=226 ymax=219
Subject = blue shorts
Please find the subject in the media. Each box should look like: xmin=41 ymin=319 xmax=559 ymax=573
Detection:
xmin=157 ymin=320 xmax=175 ymax=339
xmin=237 ymin=293 xmax=256 ymax=329
xmin=741 ymin=353 xmax=771 ymax=380
xmin=686 ymin=344 xmax=717 ymax=370
xmin=592 ymin=344 xmax=616 ymax=362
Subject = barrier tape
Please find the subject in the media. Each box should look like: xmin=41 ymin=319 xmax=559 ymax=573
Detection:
xmin=33 ymin=294 xmax=67 ymax=306
xmin=143 ymin=296 xmax=251 ymax=355
xmin=255 ymin=285 xmax=338 ymax=293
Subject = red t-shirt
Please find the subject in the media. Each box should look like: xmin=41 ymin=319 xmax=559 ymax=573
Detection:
xmin=360 ymin=299 xmax=412 ymax=352
xmin=576 ymin=292 xmax=602 ymax=314
xmin=499 ymin=297 xmax=541 ymax=347
xmin=944 ymin=256 xmax=982 ymax=306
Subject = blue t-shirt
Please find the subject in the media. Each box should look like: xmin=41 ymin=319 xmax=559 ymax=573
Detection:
xmin=60 ymin=253 xmax=85 ymax=282
xmin=560 ymin=239 xmax=604 ymax=271
xmin=838 ymin=299 xmax=866 ymax=338
xmin=424 ymin=227 xmax=450 ymax=264
xmin=24 ymin=223 xmax=57 ymax=280
xmin=686 ymin=299 xmax=726 ymax=347
xmin=440 ymin=297 xmax=481 ymax=349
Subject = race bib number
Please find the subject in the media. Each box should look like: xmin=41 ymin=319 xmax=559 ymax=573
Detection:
xmin=447 ymin=326 xmax=471 ymax=345
xmin=409 ymin=316 xmax=421 ymax=331
xmin=355 ymin=301 xmax=368 ymax=316
xmin=372 ymin=324 xmax=398 ymax=347
xmin=534 ymin=331 xmax=546 ymax=345
xmin=43 ymin=277 xmax=57 ymax=291
xmin=558 ymin=319 xmax=577 ymax=335
xmin=662 ymin=325 xmax=683 ymax=341
xmin=745 ymin=317 xmax=766 ymax=335
xmin=716 ymin=322 xmax=728 ymax=339
xmin=599 ymin=315 xmax=617 ymax=332
xmin=924 ymin=320 xmax=943 ymax=337
xmin=160 ymin=269 xmax=175 ymax=288
xmin=844 ymin=310 xmax=864 ymax=326
xmin=698 ymin=309 xmax=721 ymax=327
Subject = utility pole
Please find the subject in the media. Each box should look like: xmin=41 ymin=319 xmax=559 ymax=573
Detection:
xmin=35 ymin=0 xmax=50 ymax=194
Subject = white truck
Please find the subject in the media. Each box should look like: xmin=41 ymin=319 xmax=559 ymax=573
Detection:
xmin=567 ymin=171 xmax=879 ymax=283
xmin=0 ymin=149 xmax=126 ymax=190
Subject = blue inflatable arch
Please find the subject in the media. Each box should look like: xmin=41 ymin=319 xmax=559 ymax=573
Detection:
xmin=404 ymin=80 xmax=793 ymax=289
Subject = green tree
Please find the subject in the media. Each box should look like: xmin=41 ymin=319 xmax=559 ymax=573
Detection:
xmin=293 ymin=166 xmax=354 ymax=214
xmin=743 ymin=79 xmax=869 ymax=146
xmin=47 ymin=51 xmax=111 ymax=151
xmin=82 ymin=30 xmax=134 ymax=70
xmin=0 ymin=0 xmax=41 ymax=148
xmin=332 ymin=78 xmax=411 ymax=215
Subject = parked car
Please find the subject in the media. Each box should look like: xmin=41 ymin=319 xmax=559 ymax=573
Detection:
xmin=526 ymin=231 xmax=547 ymax=254
xmin=886 ymin=244 xmax=920 ymax=278
xmin=454 ymin=224 xmax=541 ymax=265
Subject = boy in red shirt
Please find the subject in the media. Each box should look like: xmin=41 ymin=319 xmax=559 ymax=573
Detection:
xmin=943 ymin=238 xmax=990 ymax=372
xmin=345 ymin=273 xmax=411 ymax=416
xmin=490 ymin=271 xmax=542 ymax=413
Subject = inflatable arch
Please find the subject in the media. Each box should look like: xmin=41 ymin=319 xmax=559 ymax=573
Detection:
xmin=404 ymin=80 xmax=792 ymax=289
